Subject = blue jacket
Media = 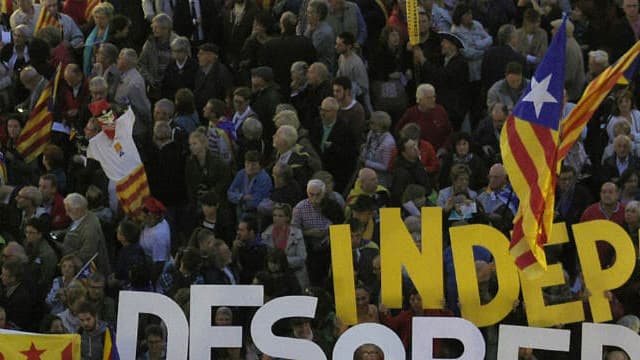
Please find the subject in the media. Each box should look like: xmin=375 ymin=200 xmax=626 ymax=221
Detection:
xmin=227 ymin=169 xmax=273 ymax=213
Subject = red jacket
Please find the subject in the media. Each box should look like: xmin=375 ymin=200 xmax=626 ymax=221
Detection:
xmin=48 ymin=193 xmax=71 ymax=230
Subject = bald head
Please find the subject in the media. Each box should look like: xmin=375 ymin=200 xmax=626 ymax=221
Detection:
xmin=358 ymin=168 xmax=378 ymax=193
xmin=20 ymin=66 xmax=42 ymax=90
xmin=320 ymin=97 xmax=339 ymax=125
xmin=606 ymin=350 xmax=630 ymax=360
xmin=488 ymin=163 xmax=507 ymax=191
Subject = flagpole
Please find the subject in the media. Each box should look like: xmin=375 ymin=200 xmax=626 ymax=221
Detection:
xmin=70 ymin=252 xmax=99 ymax=282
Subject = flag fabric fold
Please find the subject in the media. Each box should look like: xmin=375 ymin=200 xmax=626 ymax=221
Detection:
xmin=35 ymin=5 xmax=60 ymax=32
xmin=558 ymin=41 xmax=640 ymax=161
xmin=102 ymin=327 xmax=119 ymax=360
xmin=500 ymin=17 xmax=567 ymax=277
xmin=0 ymin=330 xmax=81 ymax=360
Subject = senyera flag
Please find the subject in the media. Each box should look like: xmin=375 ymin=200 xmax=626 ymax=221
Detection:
xmin=16 ymin=64 xmax=62 ymax=163
xmin=557 ymin=41 xmax=640 ymax=162
xmin=500 ymin=17 xmax=567 ymax=278
xmin=0 ymin=330 xmax=81 ymax=360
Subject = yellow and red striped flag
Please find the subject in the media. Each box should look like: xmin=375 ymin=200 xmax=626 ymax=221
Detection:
xmin=500 ymin=17 xmax=568 ymax=278
xmin=102 ymin=327 xmax=120 ymax=360
xmin=0 ymin=330 xmax=81 ymax=360
xmin=87 ymin=107 xmax=150 ymax=215
xmin=35 ymin=5 xmax=60 ymax=32
xmin=16 ymin=65 xmax=62 ymax=163
xmin=557 ymin=41 xmax=640 ymax=161
xmin=1 ymin=0 xmax=14 ymax=16
xmin=85 ymin=0 xmax=100 ymax=21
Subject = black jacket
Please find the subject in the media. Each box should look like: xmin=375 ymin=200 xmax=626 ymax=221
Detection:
xmin=391 ymin=155 xmax=432 ymax=206
xmin=161 ymin=57 xmax=199 ymax=100
xmin=261 ymin=34 xmax=317 ymax=95
xmin=194 ymin=62 xmax=234 ymax=113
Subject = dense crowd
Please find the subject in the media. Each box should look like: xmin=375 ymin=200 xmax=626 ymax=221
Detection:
xmin=0 ymin=0 xmax=639 ymax=358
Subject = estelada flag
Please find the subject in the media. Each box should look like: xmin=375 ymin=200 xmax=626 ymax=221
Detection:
xmin=500 ymin=17 xmax=567 ymax=278
xmin=0 ymin=331 xmax=81 ymax=360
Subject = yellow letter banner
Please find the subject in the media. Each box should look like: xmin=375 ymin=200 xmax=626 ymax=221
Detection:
xmin=0 ymin=330 xmax=81 ymax=360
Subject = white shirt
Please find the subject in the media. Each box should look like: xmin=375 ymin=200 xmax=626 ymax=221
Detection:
xmin=140 ymin=219 xmax=171 ymax=262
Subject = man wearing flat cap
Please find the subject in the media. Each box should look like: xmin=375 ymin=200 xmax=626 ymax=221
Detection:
xmin=194 ymin=43 xmax=234 ymax=116
xmin=251 ymin=66 xmax=282 ymax=159
xmin=415 ymin=31 xmax=470 ymax=130
xmin=139 ymin=196 xmax=171 ymax=283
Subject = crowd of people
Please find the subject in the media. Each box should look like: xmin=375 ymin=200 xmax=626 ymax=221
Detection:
xmin=0 ymin=0 xmax=639 ymax=358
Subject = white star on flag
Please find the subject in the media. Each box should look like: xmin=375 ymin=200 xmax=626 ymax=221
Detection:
xmin=521 ymin=74 xmax=558 ymax=119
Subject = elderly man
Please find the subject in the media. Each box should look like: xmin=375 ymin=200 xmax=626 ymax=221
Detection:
xmin=586 ymin=50 xmax=609 ymax=83
xmin=305 ymin=0 xmax=336 ymax=72
xmin=473 ymin=102 xmax=508 ymax=164
xmin=9 ymin=0 xmax=41 ymax=36
xmin=292 ymin=179 xmax=343 ymax=285
xmin=395 ymin=84 xmax=452 ymax=154
xmin=476 ymin=164 xmax=517 ymax=227
xmin=602 ymin=135 xmax=640 ymax=183
xmin=298 ymin=62 xmax=332 ymax=134
xmin=0 ymin=24 xmax=30 ymax=102
xmin=416 ymin=31 xmax=469 ymax=129
xmin=273 ymin=125 xmax=314 ymax=187
xmin=60 ymin=63 xmax=90 ymax=130
xmin=19 ymin=66 xmax=47 ymax=113
xmin=580 ymin=182 xmax=625 ymax=268
xmin=115 ymin=48 xmax=152 ymax=137
xmin=41 ymin=0 xmax=84 ymax=48
xmin=317 ymin=97 xmax=356 ymax=193
xmin=162 ymin=36 xmax=198 ymax=100
xmin=16 ymin=185 xmax=47 ymax=236
xmin=139 ymin=14 xmax=178 ymax=101
xmin=194 ymin=43 xmax=233 ymax=114
xmin=146 ymin=121 xmax=188 ymax=219
xmin=61 ymin=193 xmax=111 ymax=275
xmin=346 ymin=167 xmax=390 ymax=210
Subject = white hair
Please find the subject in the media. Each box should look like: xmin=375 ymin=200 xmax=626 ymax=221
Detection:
xmin=278 ymin=125 xmax=298 ymax=147
xmin=307 ymin=179 xmax=326 ymax=193
xmin=588 ymin=50 xmax=609 ymax=67
xmin=64 ymin=193 xmax=88 ymax=210
xmin=416 ymin=83 xmax=435 ymax=100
